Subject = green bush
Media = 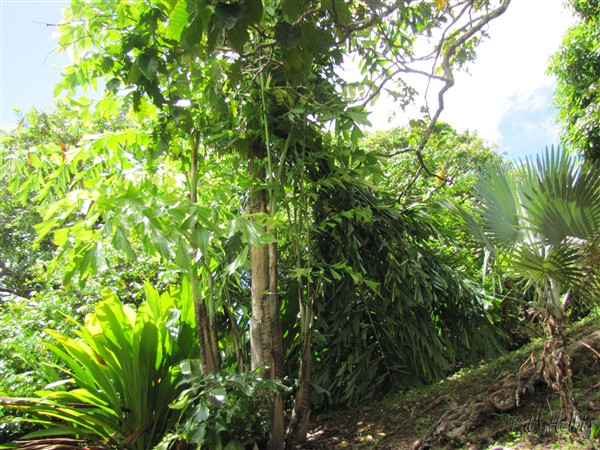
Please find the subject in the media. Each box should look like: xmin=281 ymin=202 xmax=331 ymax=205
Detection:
xmin=157 ymin=360 xmax=282 ymax=450
xmin=0 ymin=293 xmax=78 ymax=443
xmin=2 ymin=282 xmax=198 ymax=449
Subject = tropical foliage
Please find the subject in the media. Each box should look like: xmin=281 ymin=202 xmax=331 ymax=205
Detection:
xmin=2 ymin=283 xmax=198 ymax=450
xmin=0 ymin=0 xmax=527 ymax=448
xmin=449 ymin=147 xmax=600 ymax=419
xmin=311 ymin=179 xmax=502 ymax=408
xmin=0 ymin=184 xmax=53 ymax=301
xmin=364 ymin=121 xmax=502 ymax=203
xmin=549 ymin=0 xmax=600 ymax=162
xmin=158 ymin=360 xmax=281 ymax=450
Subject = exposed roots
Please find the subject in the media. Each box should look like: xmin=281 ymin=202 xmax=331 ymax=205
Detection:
xmin=539 ymin=317 xmax=579 ymax=424
xmin=417 ymin=330 xmax=600 ymax=448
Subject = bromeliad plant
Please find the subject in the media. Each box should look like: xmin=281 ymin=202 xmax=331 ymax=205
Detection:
xmin=3 ymin=282 xmax=198 ymax=449
xmin=450 ymin=147 xmax=600 ymax=422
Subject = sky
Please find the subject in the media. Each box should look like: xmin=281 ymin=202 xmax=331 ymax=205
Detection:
xmin=367 ymin=0 xmax=575 ymax=160
xmin=1 ymin=0 xmax=574 ymax=160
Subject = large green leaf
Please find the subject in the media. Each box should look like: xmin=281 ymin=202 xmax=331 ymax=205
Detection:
xmin=509 ymin=240 xmax=584 ymax=287
xmin=473 ymin=163 xmax=521 ymax=248
xmin=453 ymin=147 xmax=600 ymax=318
xmin=164 ymin=0 xmax=189 ymax=41
xmin=518 ymin=149 xmax=600 ymax=244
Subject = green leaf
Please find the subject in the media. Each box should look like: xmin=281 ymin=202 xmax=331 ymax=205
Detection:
xmin=152 ymin=230 xmax=173 ymax=258
xmin=224 ymin=440 xmax=246 ymax=450
xmin=244 ymin=0 xmax=263 ymax=26
xmin=345 ymin=109 xmax=372 ymax=126
xmin=53 ymin=227 xmax=71 ymax=247
xmin=228 ymin=23 xmax=249 ymax=53
xmin=364 ymin=279 xmax=380 ymax=294
xmin=195 ymin=403 xmax=210 ymax=422
xmin=112 ymin=226 xmax=137 ymax=260
xmin=138 ymin=53 xmax=160 ymax=81
xmin=214 ymin=2 xmax=241 ymax=30
xmin=281 ymin=0 xmax=303 ymax=22
xmin=165 ymin=0 xmax=189 ymax=41
xmin=138 ymin=322 xmax=160 ymax=371
xmin=187 ymin=421 xmax=207 ymax=444
xmin=474 ymin=163 xmax=520 ymax=247
xmin=79 ymin=244 xmax=97 ymax=279
xmin=175 ymin=237 xmax=192 ymax=269
xmin=225 ymin=0 xmax=262 ymax=52
xmin=228 ymin=245 xmax=249 ymax=274
xmin=331 ymin=0 xmax=350 ymax=24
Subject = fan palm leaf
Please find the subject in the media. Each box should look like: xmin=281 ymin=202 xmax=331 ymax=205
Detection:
xmin=453 ymin=147 xmax=600 ymax=421
xmin=467 ymin=147 xmax=600 ymax=302
xmin=517 ymin=148 xmax=600 ymax=245
xmin=472 ymin=162 xmax=522 ymax=249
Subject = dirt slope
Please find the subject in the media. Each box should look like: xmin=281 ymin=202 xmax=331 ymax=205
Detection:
xmin=298 ymin=318 xmax=600 ymax=450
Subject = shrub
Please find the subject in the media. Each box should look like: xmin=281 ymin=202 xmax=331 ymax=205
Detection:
xmin=157 ymin=360 xmax=282 ymax=450
xmin=2 ymin=282 xmax=198 ymax=449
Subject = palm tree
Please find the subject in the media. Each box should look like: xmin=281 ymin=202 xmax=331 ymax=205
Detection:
xmin=451 ymin=147 xmax=600 ymax=421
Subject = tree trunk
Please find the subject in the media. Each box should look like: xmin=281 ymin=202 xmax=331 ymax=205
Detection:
xmin=192 ymin=280 xmax=220 ymax=374
xmin=286 ymin=297 xmax=312 ymax=447
xmin=269 ymin=241 xmax=285 ymax=449
xmin=249 ymin=140 xmax=285 ymax=450
xmin=189 ymin=136 xmax=220 ymax=375
xmin=286 ymin=176 xmax=314 ymax=447
xmin=543 ymin=316 xmax=578 ymax=422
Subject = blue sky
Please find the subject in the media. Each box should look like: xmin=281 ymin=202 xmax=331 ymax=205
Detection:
xmin=443 ymin=0 xmax=573 ymax=160
xmin=1 ymin=1 xmax=69 ymax=127
xmin=1 ymin=0 xmax=573 ymax=160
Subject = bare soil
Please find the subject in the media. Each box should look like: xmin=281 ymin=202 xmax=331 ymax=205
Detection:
xmin=298 ymin=318 xmax=600 ymax=450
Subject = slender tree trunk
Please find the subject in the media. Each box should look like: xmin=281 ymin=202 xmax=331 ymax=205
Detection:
xmin=190 ymin=135 xmax=220 ymax=375
xmin=248 ymin=144 xmax=270 ymax=372
xmin=286 ymin=163 xmax=314 ymax=447
xmin=544 ymin=315 xmax=579 ymax=422
xmin=286 ymin=345 xmax=312 ymax=446
xmin=537 ymin=282 xmax=579 ymax=423
xmin=192 ymin=280 xmax=220 ymax=374
xmin=269 ymin=241 xmax=285 ymax=449
xmin=249 ymin=237 xmax=271 ymax=373
xmin=286 ymin=295 xmax=312 ymax=446
xmin=249 ymin=140 xmax=285 ymax=450
xmin=223 ymin=292 xmax=247 ymax=371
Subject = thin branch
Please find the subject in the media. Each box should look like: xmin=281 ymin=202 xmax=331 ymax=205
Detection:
xmin=399 ymin=0 xmax=512 ymax=202
xmin=0 ymin=286 xmax=33 ymax=299
xmin=293 ymin=7 xmax=322 ymax=26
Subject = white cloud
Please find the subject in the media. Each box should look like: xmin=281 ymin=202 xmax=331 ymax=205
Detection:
xmin=369 ymin=0 xmax=574 ymax=156
xmin=440 ymin=0 xmax=574 ymax=145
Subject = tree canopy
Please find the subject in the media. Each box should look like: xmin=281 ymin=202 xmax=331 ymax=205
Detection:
xmin=0 ymin=1 xmax=518 ymax=448
xmin=549 ymin=0 xmax=600 ymax=161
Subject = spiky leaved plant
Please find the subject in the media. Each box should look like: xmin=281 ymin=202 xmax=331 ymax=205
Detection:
xmin=2 ymin=281 xmax=198 ymax=449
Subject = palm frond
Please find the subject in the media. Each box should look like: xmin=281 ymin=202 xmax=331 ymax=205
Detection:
xmin=509 ymin=239 xmax=585 ymax=288
xmin=449 ymin=146 xmax=600 ymax=315
xmin=519 ymin=147 xmax=600 ymax=244
xmin=473 ymin=162 xmax=522 ymax=248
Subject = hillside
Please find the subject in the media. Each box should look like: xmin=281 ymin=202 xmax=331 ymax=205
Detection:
xmin=299 ymin=316 xmax=600 ymax=449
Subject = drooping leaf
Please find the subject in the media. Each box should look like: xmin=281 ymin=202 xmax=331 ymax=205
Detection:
xmin=165 ymin=0 xmax=189 ymax=41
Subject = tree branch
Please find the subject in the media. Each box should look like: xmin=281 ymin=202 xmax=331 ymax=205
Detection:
xmin=399 ymin=0 xmax=512 ymax=202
